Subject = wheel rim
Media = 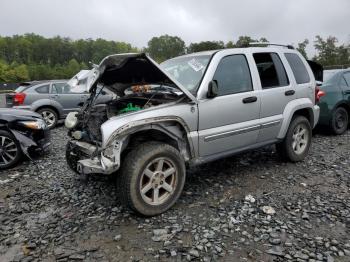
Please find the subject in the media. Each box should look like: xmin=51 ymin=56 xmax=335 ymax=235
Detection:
xmin=41 ymin=111 xmax=56 ymax=127
xmin=335 ymin=110 xmax=347 ymax=130
xmin=292 ymin=124 xmax=309 ymax=155
xmin=139 ymin=157 xmax=177 ymax=206
xmin=0 ymin=136 xmax=18 ymax=166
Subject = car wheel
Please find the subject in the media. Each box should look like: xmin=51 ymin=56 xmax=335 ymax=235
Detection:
xmin=118 ymin=142 xmax=186 ymax=216
xmin=37 ymin=108 xmax=58 ymax=129
xmin=330 ymin=107 xmax=348 ymax=135
xmin=0 ymin=130 xmax=23 ymax=170
xmin=276 ymin=116 xmax=312 ymax=162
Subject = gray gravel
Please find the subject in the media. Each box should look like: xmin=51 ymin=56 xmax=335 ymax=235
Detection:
xmin=0 ymin=126 xmax=349 ymax=261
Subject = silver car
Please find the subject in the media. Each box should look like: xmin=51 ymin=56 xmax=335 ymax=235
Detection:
xmin=65 ymin=47 xmax=321 ymax=216
xmin=8 ymin=76 xmax=113 ymax=128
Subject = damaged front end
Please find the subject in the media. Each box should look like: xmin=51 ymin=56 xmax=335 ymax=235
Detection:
xmin=0 ymin=109 xmax=50 ymax=161
xmin=65 ymin=53 xmax=194 ymax=175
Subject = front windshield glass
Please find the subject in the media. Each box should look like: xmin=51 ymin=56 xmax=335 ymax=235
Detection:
xmin=160 ymin=55 xmax=211 ymax=92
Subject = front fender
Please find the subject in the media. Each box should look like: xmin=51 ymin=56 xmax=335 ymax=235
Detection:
xmin=277 ymin=98 xmax=317 ymax=139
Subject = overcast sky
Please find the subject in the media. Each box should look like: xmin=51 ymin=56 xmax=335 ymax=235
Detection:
xmin=1 ymin=0 xmax=349 ymax=56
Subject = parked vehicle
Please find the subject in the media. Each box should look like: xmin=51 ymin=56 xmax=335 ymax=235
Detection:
xmin=318 ymin=69 xmax=350 ymax=134
xmin=0 ymin=108 xmax=50 ymax=169
xmin=65 ymin=48 xmax=321 ymax=216
xmin=7 ymin=77 xmax=113 ymax=128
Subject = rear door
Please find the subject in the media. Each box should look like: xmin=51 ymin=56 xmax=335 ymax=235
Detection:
xmin=50 ymin=82 xmax=84 ymax=116
xmin=253 ymin=52 xmax=293 ymax=142
xmin=198 ymin=53 xmax=261 ymax=156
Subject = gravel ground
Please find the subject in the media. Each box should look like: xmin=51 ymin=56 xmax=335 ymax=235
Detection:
xmin=0 ymin=126 xmax=349 ymax=262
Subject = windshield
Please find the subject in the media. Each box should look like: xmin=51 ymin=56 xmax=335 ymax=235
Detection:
xmin=160 ymin=55 xmax=211 ymax=92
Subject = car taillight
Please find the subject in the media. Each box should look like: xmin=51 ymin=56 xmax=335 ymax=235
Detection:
xmin=315 ymin=86 xmax=325 ymax=104
xmin=13 ymin=92 xmax=26 ymax=105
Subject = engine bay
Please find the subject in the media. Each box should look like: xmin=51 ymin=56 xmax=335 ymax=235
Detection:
xmin=69 ymin=87 xmax=183 ymax=143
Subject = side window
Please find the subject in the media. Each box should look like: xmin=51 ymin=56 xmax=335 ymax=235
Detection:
xmin=285 ymin=53 xmax=310 ymax=84
xmin=213 ymin=54 xmax=253 ymax=96
xmin=35 ymin=84 xmax=50 ymax=94
xmin=253 ymin=53 xmax=289 ymax=89
xmin=343 ymin=73 xmax=350 ymax=87
xmin=52 ymin=83 xmax=68 ymax=94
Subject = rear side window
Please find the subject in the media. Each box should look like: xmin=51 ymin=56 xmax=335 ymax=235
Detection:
xmin=253 ymin=53 xmax=289 ymax=89
xmin=285 ymin=53 xmax=310 ymax=84
xmin=213 ymin=54 xmax=253 ymax=96
xmin=35 ymin=84 xmax=50 ymax=94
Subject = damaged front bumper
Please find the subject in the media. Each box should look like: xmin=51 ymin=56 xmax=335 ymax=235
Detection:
xmin=67 ymin=140 xmax=121 ymax=175
xmin=11 ymin=128 xmax=51 ymax=156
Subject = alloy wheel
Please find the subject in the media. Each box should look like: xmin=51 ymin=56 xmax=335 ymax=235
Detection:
xmin=139 ymin=157 xmax=177 ymax=206
xmin=0 ymin=136 xmax=18 ymax=166
xmin=292 ymin=124 xmax=309 ymax=155
xmin=41 ymin=111 xmax=56 ymax=128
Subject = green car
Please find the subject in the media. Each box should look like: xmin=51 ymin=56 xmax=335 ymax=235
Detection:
xmin=318 ymin=69 xmax=350 ymax=134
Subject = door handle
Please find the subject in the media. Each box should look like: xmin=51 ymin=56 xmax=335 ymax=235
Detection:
xmin=343 ymin=90 xmax=350 ymax=95
xmin=242 ymin=96 xmax=257 ymax=104
xmin=285 ymin=90 xmax=295 ymax=96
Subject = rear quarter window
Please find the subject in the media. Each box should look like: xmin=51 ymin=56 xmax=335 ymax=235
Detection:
xmin=35 ymin=84 xmax=50 ymax=94
xmin=285 ymin=53 xmax=310 ymax=84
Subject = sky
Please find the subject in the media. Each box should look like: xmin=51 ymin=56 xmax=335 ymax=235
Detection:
xmin=1 ymin=0 xmax=349 ymax=56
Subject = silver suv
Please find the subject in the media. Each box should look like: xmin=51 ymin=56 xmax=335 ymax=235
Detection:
xmin=65 ymin=47 xmax=321 ymax=216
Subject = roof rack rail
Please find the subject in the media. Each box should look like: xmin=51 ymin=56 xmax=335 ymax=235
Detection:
xmin=249 ymin=42 xmax=294 ymax=49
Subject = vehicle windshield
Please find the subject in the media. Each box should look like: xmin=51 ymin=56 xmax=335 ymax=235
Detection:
xmin=160 ymin=55 xmax=211 ymax=93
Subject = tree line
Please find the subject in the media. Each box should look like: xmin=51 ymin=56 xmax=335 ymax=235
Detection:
xmin=0 ymin=33 xmax=349 ymax=83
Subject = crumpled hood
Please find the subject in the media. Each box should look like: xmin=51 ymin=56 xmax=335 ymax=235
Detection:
xmin=69 ymin=53 xmax=197 ymax=102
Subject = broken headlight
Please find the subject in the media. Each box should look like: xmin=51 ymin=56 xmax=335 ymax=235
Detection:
xmin=65 ymin=112 xmax=79 ymax=129
xmin=19 ymin=119 xmax=47 ymax=130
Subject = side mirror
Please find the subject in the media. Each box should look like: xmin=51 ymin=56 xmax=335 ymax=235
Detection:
xmin=207 ymin=80 xmax=218 ymax=98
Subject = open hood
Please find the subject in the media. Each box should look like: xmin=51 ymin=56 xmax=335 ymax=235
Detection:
xmin=70 ymin=53 xmax=197 ymax=102
xmin=307 ymin=60 xmax=323 ymax=82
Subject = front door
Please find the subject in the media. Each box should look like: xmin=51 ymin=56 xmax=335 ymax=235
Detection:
xmin=198 ymin=54 xmax=260 ymax=157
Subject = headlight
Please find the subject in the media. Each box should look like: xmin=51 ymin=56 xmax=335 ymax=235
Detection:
xmin=65 ymin=112 xmax=79 ymax=129
xmin=20 ymin=119 xmax=47 ymax=130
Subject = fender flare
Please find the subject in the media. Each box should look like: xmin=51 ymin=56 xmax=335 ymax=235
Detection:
xmin=277 ymin=98 xmax=315 ymax=139
xmin=103 ymin=116 xmax=195 ymax=160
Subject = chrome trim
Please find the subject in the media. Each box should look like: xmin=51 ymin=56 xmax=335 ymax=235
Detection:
xmin=204 ymin=125 xmax=260 ymax=142
xmin=261 ymin=120 xmax=281 ymax=129
xmin=204 ymin=120 xmax=281 ymax=142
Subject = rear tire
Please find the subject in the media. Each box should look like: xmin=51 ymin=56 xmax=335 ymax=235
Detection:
xmin=37 ymin=108 xmax=58 ymax=129
xmin=329 ymin=107 xmax=348 ymax=135
xmin=0 ymin=130 xmax=22 ymax=170
xmin=117 ymin=142 xmax=186 ymax=216
xmin=276 ymin=116 xmax=311 ymax=162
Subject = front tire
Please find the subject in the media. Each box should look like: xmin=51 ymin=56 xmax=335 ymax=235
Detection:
xmin=329 ymin=107 xmax=348 ymax=135
xmin=118 ymin=142 xmax=186 ymax=216
xmin=0 ymin=130 xmax=23 ymax=169
xmin=276 ymin=116 xmax=312 ymax=162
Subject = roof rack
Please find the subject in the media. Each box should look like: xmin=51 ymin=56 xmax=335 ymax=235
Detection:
xmin=249 ymin=42 xmax=294 ymax=49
